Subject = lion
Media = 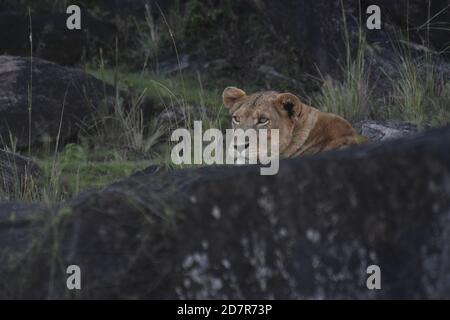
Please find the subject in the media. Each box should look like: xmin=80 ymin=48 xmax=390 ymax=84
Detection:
xmin=223 ymin=86 xmax=365 ymax=159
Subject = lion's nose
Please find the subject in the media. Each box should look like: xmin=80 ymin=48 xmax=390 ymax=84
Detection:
xmin=234 ymin=143 xmax=250 ymax=152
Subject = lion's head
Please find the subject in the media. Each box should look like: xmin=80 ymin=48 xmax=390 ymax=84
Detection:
xmin=222 ymin=87 xmax=304 ymax=160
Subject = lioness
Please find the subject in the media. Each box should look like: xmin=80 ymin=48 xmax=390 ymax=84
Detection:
xmin=223 ymin=87 xmax=364 ymax=158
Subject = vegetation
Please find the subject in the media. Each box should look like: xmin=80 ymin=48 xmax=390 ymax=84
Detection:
xmin=0 ymin=0 xmax=449 ymax=204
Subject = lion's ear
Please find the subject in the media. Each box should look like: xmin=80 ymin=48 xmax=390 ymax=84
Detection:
xmin=223 ymin=87 xmax=246 ymax=109
xmin=275 ymin=93 xmax=303 ymax=119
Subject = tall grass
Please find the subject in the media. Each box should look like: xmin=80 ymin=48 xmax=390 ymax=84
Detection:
xmin=86 ymin=2 xmax=226 ymax=145
xmin=27 ymin=8 xmax=33 ymax=157
xmin=313 ymin=1 xmax=373 ymax=123
xmin=314 ymin=42 xmax=373 ymax=123
xmin=117 ymin=91 xmax=164 ymax=154
xmin=385 ymin=47 xmax=450 ymax=126
xmin=1 ymin=6 xmax=63 ymax=204
xmin=313 ymin=0 xmax=449 ymax=127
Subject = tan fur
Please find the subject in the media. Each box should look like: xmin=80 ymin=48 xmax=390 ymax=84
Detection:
xmin=223 ymin=87 xmax=366 ymax=158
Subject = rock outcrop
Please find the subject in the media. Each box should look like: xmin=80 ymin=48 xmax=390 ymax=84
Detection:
xmin=252 ymin=0 xmax=450 ymax=77
xmin=0 ymin=55 xmax=116 ymax=149
xmin=356 ymin=120 xmax=424 ymax=142
xmin=367 ymin=0 xmax=450 ymax=54
xmin=1 ymin=126 xmax=450 ymax=299
xmin=0 ymin=12 xmax=116 ymax=66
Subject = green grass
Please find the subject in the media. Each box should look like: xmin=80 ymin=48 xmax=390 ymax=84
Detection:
xmin=0 ymin=144 xmax=154 ymax=204
xmin=386 ymin=55 xmax=450 ymax=127
xmin=313 ymin=4 xmax=373 ymax=123
xmin=87 ymin=67 xmax=231 ymax=134
xmin=311 ymin=0 xmax=450 ymax=127
xmin=38 ymin=157 xmax=150 ymax=197
xmin=89 ymin=69 xmax=222 ymax=112
xmin=88 ymin=69 xmax=218 ymax=105
xmin=314 ymin=50 xmax=450 ymax=127
xmin=1 ymin=64 xmax=231 ymax=204
xmin=312 ymin=30 xmax=449 ymax=126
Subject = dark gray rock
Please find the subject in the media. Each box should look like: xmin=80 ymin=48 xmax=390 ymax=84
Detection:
xmin=157 ymin=54 xmax=190 ymax=75
xmin=0 ymin=149 xmax=40 ymax=196
xmin=0 ymin=12 xmax=116 ymax=66
xmin=252 ymin=0 xmax=351 ymax=78
xmin=0 ymin=201 xmax=47 ymax=248
xmin=252 ymin=0 xmax=450 ymax=78
xmin=257 ymin=65 xmax=299 ymax=86
xmin=356 ymin=120 xmax=424 ymax=142
xmin=0 ymin=55 xmax=116 ymax=149
xmin=1 ymin=126 xmax=450 ymax=299
xmin=95 ymin=0 xmax=176 ymax=18
xmin=365 ymin=0 xmax=450 ymax=54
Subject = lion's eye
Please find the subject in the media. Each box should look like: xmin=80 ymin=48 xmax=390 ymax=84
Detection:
xmin=258 ymin=117 xmax=269 ymax=124
xmin=232 ymin=115 xmax=240 ymax=124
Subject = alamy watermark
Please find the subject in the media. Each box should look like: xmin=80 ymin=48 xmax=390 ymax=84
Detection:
xmin=170 ymin=121 xmax=280 ymax=175
xmin=66 ymin=5 xmax=81 ymax=30
xmin=66 ymin=265 xmax=81 ymax=290
xmin=366 ymin=5 xmax=381 ymax=30
xmin=65 ymin=4 xmax=382 ymax=31
xmin=366 ymin=264 xmax=381 ymax=290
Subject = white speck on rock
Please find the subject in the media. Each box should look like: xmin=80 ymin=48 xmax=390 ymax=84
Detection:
xmin=312 ymin=255 xmax=320 ymax=269
xmin=279 ymin=228 xmax=288 ymax=238
xmin=211 ymin=278 xmax=223 ymax=291
xmin=257 ymin=196 xmax=275 ymax=212
xmin=180 ymin=251 xmax=225 ymax=299
xmin=222 ymin=259 xmax=231 ymax=269
xmin=306 ymin=228 xmax=321 ymax=243
xmin=212 ymin=205 xmax=221 ymax=219
xmin=182 ymin=255 xmax=194 ymax=269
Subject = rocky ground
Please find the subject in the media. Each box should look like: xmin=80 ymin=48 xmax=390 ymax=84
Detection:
xmin=1 ymin=127 xmax=450 ymax=299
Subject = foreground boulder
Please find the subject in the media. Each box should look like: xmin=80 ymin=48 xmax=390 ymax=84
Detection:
xmin=0 ymin=55 xmax=115 ymax=149
xmin=1 ymin=126 xmax=450 ymax=299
